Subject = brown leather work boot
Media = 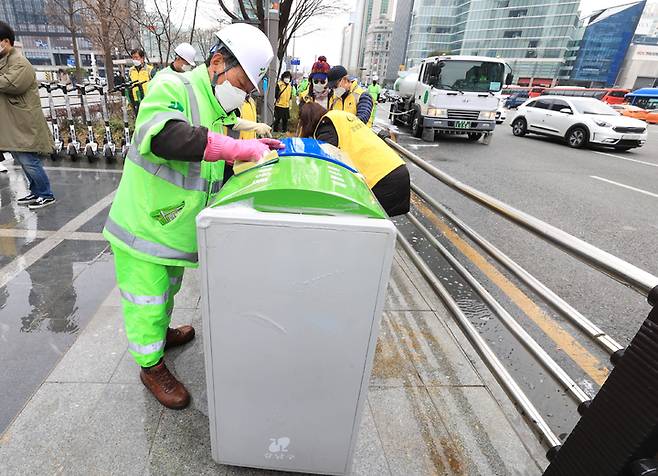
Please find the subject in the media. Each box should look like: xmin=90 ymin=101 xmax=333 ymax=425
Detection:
xmin=165 ymin=325 xmax=195 ymax=350
xmin=140 ymin=360 xmax=190 ymax=409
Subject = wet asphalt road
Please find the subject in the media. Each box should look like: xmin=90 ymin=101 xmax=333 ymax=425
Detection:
xmin=376 ymin=105 xmax=658 ymax=439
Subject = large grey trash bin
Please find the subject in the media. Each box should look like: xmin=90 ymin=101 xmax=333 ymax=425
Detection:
xmin=197 ymin=204 xmax=396 ymax=475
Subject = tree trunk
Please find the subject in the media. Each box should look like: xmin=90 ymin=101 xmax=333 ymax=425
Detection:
xmin=100 ymin=14 xmax=115 ymax=90
xmin=70 ymin=27 xmax=83 ymax=84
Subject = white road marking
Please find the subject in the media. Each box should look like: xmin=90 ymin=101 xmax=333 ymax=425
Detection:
xmin=592 ymin=151 xmax=658 ymax=168
xmin=590 ymin=176 xmax=658 ymax=199
xmin=0 ymin=191 xmax=115 ymax=289
xmin=0 ymin=229 xmax=106 ymax=241
xmin=409 ymin=144 xmax=439 ymax=149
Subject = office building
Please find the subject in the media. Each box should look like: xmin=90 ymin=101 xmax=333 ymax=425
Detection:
xmin=363 ymin=18 xmax=393 ymax=83
xmin=570 ymin=1 xmax=647 ymax=87
xmin=616 ymin=43 xmax=658 ymax=89
xmin=405 ymin=0 xmax=583 ymax=85
xmin=0 ymin=0 xmax=99 ymax=72
xmin=384 ymin=0 xmax=413 ymax=85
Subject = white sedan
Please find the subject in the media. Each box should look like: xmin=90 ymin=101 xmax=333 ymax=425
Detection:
xmin=510 ymin=96 xmax=648 ymax=151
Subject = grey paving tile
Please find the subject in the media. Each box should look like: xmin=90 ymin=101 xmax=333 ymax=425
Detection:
xmin=439 ymin=316 xmax=549 ymax=468
xmin=175 ymin=268 xmax=202 ymax=309
xmin=0 ymin=236 xmax=43 ymax=267
xmin=395 ymin=247 xmax=443 ymax=312
xmin=368 ymin=386 xmax=464 ymax=476
xmin=370 ymin=312 xmax=424 ymax=387
xmin=384 ymin=260 xmax=431 ymax=311
xmin=350 ymin=403 xmax=391 ymax=476
xmin=0 ymin=382 xmax=161 ymax=475
xmin=426 ymin=386 xmax=544 ymax=475
xmin=145 ymin=407 xmax=301 ymax=476
xmin=46 ymin=304 xmax=124 ymax=383
xmin=385 ymin=310 xmax=482 ymax=387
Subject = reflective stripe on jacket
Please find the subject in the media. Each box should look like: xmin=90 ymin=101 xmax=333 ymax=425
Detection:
xmin=103 ymin=65 xmax=234 ymax=267
xmin=318 ymin=110 xmax=403 ymax=189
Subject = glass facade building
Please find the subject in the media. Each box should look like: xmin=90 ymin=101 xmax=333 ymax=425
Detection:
xmin=570 ymin=1 xmax=647 ymax=87
xmin=406 ymin=0 xmax=582 ymax=82
xmin=0 ymin=0 xmax=98 ymax=70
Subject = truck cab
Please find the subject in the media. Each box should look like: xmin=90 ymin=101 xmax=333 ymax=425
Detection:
xmin=391 ymin=55 xmax=512 ymax=143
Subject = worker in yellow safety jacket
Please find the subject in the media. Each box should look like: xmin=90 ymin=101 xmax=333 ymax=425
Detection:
xmin=298 ymin=102 xmax=409 ymax=216
xmin=272 ymin=71 xmax=295 ymax=132
xmin=128 ymin=48 xmax=155 ymax=115
xmin=103 ymin=23 xmax=283 ymax=410
xmin=326 ymin=65 xmax=374 ymax=127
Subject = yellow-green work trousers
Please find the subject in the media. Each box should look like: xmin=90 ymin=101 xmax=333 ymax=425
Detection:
xmin=112 ymin=246 xmax=185 ymax=367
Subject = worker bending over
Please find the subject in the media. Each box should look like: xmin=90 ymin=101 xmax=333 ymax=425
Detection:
xmin=103 ymin=23 xmax=283 ymax=410
xmin=298 ymin=102 xmax=409 ymax=216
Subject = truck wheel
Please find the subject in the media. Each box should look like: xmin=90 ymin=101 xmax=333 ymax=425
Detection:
xmin=566 ymin=127 xmax=588 ymax=149
xmin=411 ymin=113 xmax=423 ymax=138
xmin=512 ymin=118 xmax=527 ymax=137
xmin=467 ymin=133 xmax=482 ymax=141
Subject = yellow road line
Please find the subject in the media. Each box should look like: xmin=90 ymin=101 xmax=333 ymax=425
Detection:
xmin=412 ymin=195 xmax=609 ymax=385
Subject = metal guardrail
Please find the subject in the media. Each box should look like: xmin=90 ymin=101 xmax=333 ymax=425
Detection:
xmin=383 ymin=132 xmax=658 ymax=473
xmin=384 ymin=137 xmax=658 ymax=304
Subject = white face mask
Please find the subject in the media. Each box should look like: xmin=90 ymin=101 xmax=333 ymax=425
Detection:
xmin=313 ymin=82 xmax=326 ymax=93
xmin=333 ymin=86 xmax=346 ymax=98
xmin=132 ymin=59 xmax=142 ymax=67
xmin=214 ymin=78 xmax=247 ymax=113
xmin=181 ymin=64 xmax=193 ymax=72
xmin=283 ymin=78 xmax=290 ymax=84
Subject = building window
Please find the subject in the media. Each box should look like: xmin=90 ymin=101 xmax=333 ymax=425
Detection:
xmin=503 ymin=31 xmax=522 ymax=39
xmin=509 ymin=9 xmax=527 ymax=18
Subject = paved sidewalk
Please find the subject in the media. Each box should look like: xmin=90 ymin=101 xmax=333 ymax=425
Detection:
xmin=0 ymin=248 xmax=547 ymax=476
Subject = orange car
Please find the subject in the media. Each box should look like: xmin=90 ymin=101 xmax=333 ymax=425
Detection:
xmin=611 ymin=104 xmax=651 ymax=120
xmin=645 ymin=110 xmax=658 ymax=124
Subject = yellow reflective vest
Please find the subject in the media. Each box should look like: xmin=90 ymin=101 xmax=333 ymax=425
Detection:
xmin=239 ymin=97 xmax=258 ymax=140
xmin=128 ymin=64 xmax=154 ymax=102
xmin=329 ymin=80 xmax=373 ymax=127
xmin=318 ymin=110 xmax=404 ymax=189
xmin=275 ymin=81 xmax=293 ymax=109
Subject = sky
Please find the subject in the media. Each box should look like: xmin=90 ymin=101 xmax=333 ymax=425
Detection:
xmin=182 ymin=0 xmax=642 ymax=72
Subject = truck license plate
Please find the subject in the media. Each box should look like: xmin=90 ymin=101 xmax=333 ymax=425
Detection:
xmin=455 ymin=120 xmax=471 ymax=129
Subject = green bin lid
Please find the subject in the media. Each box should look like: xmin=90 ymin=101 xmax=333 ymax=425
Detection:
xmin=210 ymin=138 xmax=386 ymax=218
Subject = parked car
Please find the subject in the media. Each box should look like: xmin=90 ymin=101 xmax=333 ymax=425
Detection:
xmin=504 ymin=91 xmax=529 ymax=109
xmin=510 ymin=96 xmax=648 ymax=151
xmin=610 ymin=104 xmax=651 ymax=121
xmin=647 ymin=110 xmax=658 ymax=124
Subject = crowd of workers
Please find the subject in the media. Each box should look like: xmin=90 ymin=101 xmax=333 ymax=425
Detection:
xmin=0 ymin=19 xmax=410 ymax=409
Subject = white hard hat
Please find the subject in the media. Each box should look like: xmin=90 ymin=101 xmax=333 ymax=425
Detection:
xmin=174 ymin=42 xmax=196 ymax=65
xmin=214 ymin=23 xmax=274 ymax=93
xmin=373 ymin=75 xmax=379 ymax=81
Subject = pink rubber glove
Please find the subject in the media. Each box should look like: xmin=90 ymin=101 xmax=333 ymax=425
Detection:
xmin=204 ymin=132 xmax=284 ymax=165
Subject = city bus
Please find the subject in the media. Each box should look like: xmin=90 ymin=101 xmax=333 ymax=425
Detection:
xmin=540 ymin=87 xmax=630 ymax=104
xmin=625 ymin=88 xmax=658 ymax=110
